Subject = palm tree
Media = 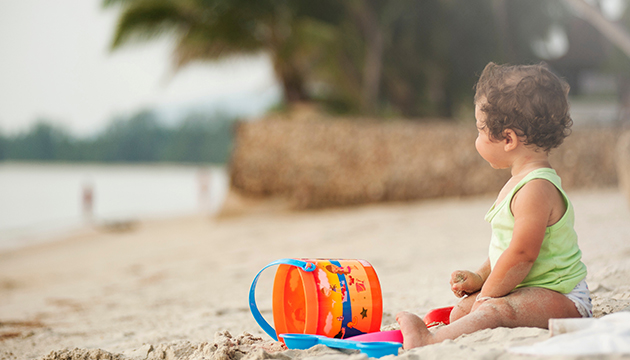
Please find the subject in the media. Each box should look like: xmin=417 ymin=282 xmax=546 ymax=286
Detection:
xmin=104 ymin=0 xmax=585 ymax=118
xmin=103 ymin=0 xmax=343 ymax=104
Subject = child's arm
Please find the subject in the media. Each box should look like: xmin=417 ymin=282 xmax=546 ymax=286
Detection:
xmin=474 ymin=180 xmax=558 ymax=303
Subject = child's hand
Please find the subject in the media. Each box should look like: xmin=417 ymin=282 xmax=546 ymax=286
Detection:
xmin=450 ymin=270 xmax=484 ymax=298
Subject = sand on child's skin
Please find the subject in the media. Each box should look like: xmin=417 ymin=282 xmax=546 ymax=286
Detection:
xmin=1 ymin=188 xmax=629 ymax=360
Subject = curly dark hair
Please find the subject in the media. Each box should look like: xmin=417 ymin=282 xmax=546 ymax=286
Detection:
xmin=474 ymin=62 xmax=573 ymax=152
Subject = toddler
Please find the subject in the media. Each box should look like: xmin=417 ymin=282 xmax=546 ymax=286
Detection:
xmin=397 ymin=62 xmax=592 ymax=349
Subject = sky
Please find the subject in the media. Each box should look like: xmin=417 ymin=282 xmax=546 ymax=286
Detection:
xmin=0 ymin=0 xmax=280 ymax=136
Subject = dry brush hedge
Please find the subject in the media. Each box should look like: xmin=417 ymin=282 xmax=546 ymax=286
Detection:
xmin=230 ymin=117 xmax=620 ymax=209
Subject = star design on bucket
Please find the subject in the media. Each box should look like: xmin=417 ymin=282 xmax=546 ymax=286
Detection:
xmin=361 ymin=307 xmax=368 ymax=319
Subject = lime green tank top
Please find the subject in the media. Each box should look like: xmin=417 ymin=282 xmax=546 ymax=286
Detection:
xmin=485 ymin=168 xmax=587 ymax=294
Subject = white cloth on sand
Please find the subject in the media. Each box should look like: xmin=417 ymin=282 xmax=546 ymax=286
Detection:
xmin=509 ymin=312 xmax=630 ymax=355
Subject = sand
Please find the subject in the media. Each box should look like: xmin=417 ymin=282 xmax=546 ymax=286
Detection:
xmin=1 ymin=188 xmax=630 ymax=360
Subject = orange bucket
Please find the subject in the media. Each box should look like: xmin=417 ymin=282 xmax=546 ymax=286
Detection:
xmin=249 ymin=258 xmax=383 ymax=341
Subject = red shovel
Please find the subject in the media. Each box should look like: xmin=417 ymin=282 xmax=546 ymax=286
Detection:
xmin=423 ymin=306 xmax=454 ymax=328
xmin=348 ymin=306 xmax=455 ymax=343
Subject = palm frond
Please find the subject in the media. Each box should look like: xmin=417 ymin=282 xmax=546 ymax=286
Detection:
xmin=102 ymin=0 xmax=138 ymax=9
xmin=110 ymin=0 xmax=194 ymax=49
xmin=172 ymin=5 xmax=267 ymax=67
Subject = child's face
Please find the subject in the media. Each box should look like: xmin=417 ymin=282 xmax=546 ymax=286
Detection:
xmin=475 ymin=102 xmax=508 ymax=169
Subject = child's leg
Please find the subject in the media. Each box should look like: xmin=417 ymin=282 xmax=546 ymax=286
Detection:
xmin=449 ymin=292 xmax=478 ymax=322
xmin=397 ymin=287 xmax=581 ymax=349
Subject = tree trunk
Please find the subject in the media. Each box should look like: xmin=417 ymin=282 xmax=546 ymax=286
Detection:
xmin=492 ymin=0 xmax=518 ymax=63
xmin=277 ymin=63 xmax=309 ymax=103
xmin=348 ymin=0 xmax=384 ymax=115
xmin=619 ymin=76 xmax=630 ymax=123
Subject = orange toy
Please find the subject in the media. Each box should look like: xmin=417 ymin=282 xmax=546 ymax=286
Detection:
xmin=249 ymin=258 xmax=383 ymax=342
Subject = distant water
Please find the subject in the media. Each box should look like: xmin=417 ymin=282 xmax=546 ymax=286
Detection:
xmin=0 ymin=163 xmax=229 ymax=251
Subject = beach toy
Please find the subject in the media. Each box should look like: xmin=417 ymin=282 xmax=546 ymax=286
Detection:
xmin=280 ymin=308 xmax=452 ymax=357
xmin=423 ymin=306 xmax=453 ymax=328
xmin=346 ymin=306 xmax=452 ymax=343
xmin=280 ymin=333 xmax=402 ymax=358
xmin=349 ymin=329 xmax=403 ymax=343
xmin=249 ymin=258 xmax=383 ymax=342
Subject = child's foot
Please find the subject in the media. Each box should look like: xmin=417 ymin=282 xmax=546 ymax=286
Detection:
xmin=396 ymin=311 xmax=435 ymax=349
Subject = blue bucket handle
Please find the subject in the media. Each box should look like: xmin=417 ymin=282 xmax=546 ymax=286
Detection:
xmin=249 ymin=258 xmax=316 ymax=341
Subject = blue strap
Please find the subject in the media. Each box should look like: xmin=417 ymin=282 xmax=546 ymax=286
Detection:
xmin=249 ymin=258 xmax=316 ymax=341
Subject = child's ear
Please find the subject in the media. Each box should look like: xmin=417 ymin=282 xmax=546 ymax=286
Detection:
xmin=503 ymin=129 xmax=519 ymax=152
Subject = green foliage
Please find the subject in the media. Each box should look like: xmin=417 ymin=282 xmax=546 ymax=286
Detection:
xmin=162 ymin=112 xmax=233 ymax=163
xmin=108 ymin=0 xmax=192 ymax=49
xmin=104 ymin=0 xmax=578 ymax=118
xmin=95 ymin=110 xmax=169 ymax=162
xmin=378 ymin=0 xmax=500 ymax=117
xmin=104 ymin=0 xmax=630 ymax=118
xmin=0 ymin=112 xmax=234 ymax=164
xmin=0 ymin=133 xmax=7 ymax=160
xmin=4 ymin=121 xmax=78 ymax=161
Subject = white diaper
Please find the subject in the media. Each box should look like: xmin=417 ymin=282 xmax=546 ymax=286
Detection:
xmin=564 ymin=279 xmax=593 ymax=318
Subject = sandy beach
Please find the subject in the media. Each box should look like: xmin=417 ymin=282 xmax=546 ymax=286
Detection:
xmin=1 ymin=188 xmax=630 ymax=360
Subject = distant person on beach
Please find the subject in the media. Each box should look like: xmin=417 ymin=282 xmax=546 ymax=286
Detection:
xmin=396 ymin=62 xmax=592 ymax=349
xmin=82 ymin=182 xmax=94 ymax=222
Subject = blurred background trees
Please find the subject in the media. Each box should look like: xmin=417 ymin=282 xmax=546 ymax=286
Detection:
xmin=4 ymin=0 xmax=627 ymax=164
xmin=104 ymin=0 xmax=630 ymax=119
xmin=0 ymin=111 xmax=233 ymax=164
